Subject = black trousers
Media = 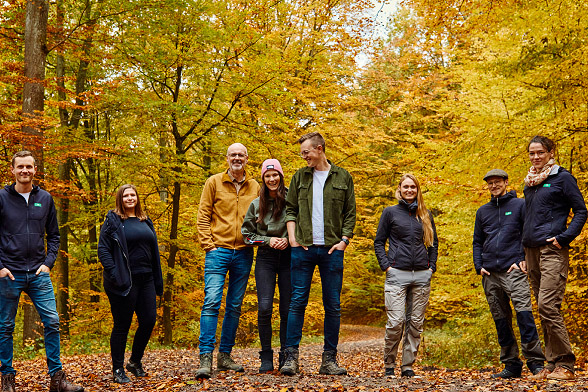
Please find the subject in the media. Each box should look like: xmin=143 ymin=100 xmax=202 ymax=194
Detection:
xmin=106 ymin=273 xmax=157 ymax=370
xmin=255 ymin=247 xmax=291 ymax=353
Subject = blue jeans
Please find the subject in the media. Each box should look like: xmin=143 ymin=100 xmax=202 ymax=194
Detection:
xmin=199 ymin=247 xmax=253 ymax=354
xmin=0 ymin=272 xmax=62 ymax=375
xmin=286 ymin=246 xmax=344 ymax=352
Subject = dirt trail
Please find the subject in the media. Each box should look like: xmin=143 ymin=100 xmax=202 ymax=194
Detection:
xmin=13 ymin=325 xmax=588 ymax=391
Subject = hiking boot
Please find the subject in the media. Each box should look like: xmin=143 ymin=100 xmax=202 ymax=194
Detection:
xmin=546 ymin=366 xmax=575 ymax=380
xmin=49 ymin=370 xmax=84 ymax=391
xmin=491 ymin=368 xmax=521 ymax=379
xmin=401 ymin=369 xmax=415 ymax=378
xmin=112 ymin=368 xmax=131 ymax=383
xmin=195 ymin=353 xmax=213 ymax=379
xmin=385 ymin=368 xmax=394 ymax=376
xmin=318 ymin=350 xmax=347 ymax=375
xmin=278 ymin=350 xmax=286 ymax=371
xmin=280 ymin=347 xmax=299 ymax=376
xmin=1 ymin=374 xmax=16 ymax=392
xmin=259 ymin=350 xmax=274 ymax=373
xmin=528 ymin=367 xmax=551 ymax=381
xmin=217 ymin=352 xmax=244 ymax=372
xmin=126 ymin=360 xmax=148 ymax=377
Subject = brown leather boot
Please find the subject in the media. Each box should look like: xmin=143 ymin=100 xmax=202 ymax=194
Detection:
xmin=1 ymin=373 xmax=16 ymax=392
xmin=49 ymin=370 xmax=84 ymax=392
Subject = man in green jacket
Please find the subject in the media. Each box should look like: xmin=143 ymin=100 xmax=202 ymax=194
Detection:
xmin=280 ymin=132 xmax=356 ymax=376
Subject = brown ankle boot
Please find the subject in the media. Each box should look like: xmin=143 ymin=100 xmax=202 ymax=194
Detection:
xmin=1 ymin=373 xmax=16 ymax=392
xmin=49 ymin=370 xmax=84 ymax=392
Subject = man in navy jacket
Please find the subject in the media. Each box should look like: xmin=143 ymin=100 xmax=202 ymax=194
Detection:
xmin=0 ymin=151 xmax=83 ymax=392
xmin=473 ymin=169 xmax=545 ymax=379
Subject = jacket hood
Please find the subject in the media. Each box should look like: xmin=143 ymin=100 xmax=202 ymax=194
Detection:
xmin=490 ymin=190 xmax=517 ymax=204
xmin=103 ymin=210 xmax=123 ymax=235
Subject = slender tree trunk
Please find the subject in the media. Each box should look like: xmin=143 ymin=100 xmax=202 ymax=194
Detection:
xmin=163 ymin=178 xmax=181 ymax=344
xmin=21 ymin=0 xmax=49 ymax=348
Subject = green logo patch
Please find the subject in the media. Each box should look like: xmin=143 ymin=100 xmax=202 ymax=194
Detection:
xmin=505 ymin=211 xmax=512 ymax=216
xmin=34 ymin=202 xmax=42 ymax=207
xmin=543 ymin=183 xmax=551 ymax=188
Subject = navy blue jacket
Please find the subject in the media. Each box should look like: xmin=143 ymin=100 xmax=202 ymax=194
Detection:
xmin=98 ymin=210 xmax=164 ymax=296
xmin=523 ymin=166 xmax=587 ymax=248
xmin=0 ymin=184 xmax=60 ymax=272
xmin=473 ymin=191 xmax=525 ymax=274
xmin=374 ymin=201 xmax=438 ymax=272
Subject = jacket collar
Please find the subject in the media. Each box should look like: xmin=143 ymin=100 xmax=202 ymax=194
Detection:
xmin=490 ymin=190 xmax=516 ymax=205
xmin=5 ymin=183 xmax=40 ymax=195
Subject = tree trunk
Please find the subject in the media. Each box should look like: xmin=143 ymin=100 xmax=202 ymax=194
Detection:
xmin=163 ymin=179 xmax=181 ymax=344
xmin=21 ymin=0 xmax=49 ymax=348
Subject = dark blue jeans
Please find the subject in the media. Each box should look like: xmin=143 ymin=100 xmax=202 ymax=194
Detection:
xmin=286 ymin=246 xmax=344 ymax=352
xmin=0 ymin=272 xmax=62 ymax=375
xmin=199 ymin=247 xmax=253 ymax=354
xmin=106 ymin=273 xmax=157 ymax=370
xmin=255 ymin=247 xmax=291 ymax=353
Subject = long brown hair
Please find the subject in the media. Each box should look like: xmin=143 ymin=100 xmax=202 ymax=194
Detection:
xmin=114 ymin=184 xmax=148 ymax=221
xmin=395 ymin=174 xmax=434 ymax=247
xmin=257 ymin=172 xmax=286 ymax=223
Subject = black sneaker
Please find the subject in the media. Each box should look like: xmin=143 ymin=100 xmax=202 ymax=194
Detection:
xmin=491 ymin=368 xmax=521 ymax=379
xmin=385 ymin=368 xmax=394 ymax=376
xmin=113 ymin=368 xmax=131 ymax=383
xmin=126 ymin=360 xmax=148 ymax=377
xmin=401 ymin=369 xmax=415 ymax=378
xmin=531 ymin=366 xmax=545 ymax=376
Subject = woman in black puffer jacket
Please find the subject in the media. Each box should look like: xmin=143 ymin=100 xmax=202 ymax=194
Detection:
xmin=374 ymin=174 xmax=438 ymax=378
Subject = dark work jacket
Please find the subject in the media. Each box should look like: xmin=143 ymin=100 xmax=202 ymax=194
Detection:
xmin=97 ymin=210 xmax=164 ymax=296
xmin=522 ymin=166 xmax=587 ymax=248
xmin=473 ymin=191 xmax=525 ymax=274
xmin=0 ymin=184 xmax=60 ymax=272
xmin=374 ymin=201 xmax=438 ymax=272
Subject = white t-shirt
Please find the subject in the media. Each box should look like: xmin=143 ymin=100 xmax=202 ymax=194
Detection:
xmin=19 ymin=192 xmax=31 ymax=204
xmin=312 ymin=169 xmax=329 ymax=245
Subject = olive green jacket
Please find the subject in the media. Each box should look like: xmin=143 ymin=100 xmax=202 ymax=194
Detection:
xmin=241 ymin=196 xmax=288 ymax=246
xmin=285 ymin=161 xmax=356 ymax=247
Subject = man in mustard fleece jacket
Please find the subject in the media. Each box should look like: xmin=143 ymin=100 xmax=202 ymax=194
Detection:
xmin=196 ymin=143 xmax=260 ymax=378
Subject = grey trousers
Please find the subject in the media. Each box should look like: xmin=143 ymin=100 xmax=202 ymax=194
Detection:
xmin=482 ymin=269 xmax=545 ymax=371
xmin=525 ymin=245 xmax=575 ymax=371
xmin=383 ymin=268 xmax=432 ymax=371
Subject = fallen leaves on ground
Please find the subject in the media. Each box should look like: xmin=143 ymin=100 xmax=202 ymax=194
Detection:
xmin=12 ymin=326 xmax=588 ymax=391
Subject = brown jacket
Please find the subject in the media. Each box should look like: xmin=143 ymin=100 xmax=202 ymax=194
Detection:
xmin=197 ymin=170 xmax=260 ymax=251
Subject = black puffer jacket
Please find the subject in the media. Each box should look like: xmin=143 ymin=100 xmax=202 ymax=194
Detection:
xmin=522 ymin=166 xmax=587 ymax=248
xmin=97 ymin=210 xmax=164 ymax=296
xmin=473 ymin=191 xmax=525 ymax=274
xmin=374 ymin=201 xmax=438 ymax=272
xmin=0 ymin=184 xmax=60 ymax=272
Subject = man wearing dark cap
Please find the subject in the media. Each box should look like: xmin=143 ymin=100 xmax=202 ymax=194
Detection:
xmin=473 ymin=169 xmax=545 ymax=379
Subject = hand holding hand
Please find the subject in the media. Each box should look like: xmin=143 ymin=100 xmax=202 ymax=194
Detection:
xmin=270 ymin=237 xmax=288 ymax=250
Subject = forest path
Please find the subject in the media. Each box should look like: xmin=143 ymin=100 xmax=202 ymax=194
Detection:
xmin=13 ymin=325 xmax=587 ymax=391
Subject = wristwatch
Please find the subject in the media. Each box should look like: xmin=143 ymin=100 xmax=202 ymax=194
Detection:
xmin=341 ymin=238 xmax=350 ymax=245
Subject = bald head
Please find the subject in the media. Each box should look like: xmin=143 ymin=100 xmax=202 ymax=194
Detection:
xmin=226 ymin=143 xmax=249 ymax=179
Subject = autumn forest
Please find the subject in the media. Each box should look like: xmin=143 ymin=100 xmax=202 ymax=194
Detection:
xmin=1 ymin=0 xmax=588 ymax=373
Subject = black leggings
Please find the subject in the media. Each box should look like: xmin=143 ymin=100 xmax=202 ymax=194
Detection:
xmin=106 ymin=273 xmax=157 ymax=370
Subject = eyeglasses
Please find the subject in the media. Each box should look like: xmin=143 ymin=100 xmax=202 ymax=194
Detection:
xmin=528 ymin=151 xmax=548 ymax=158
xmin=487 ymin=180 xmax=505 ymax=188
xmin=227 ymin=153 xmax=247 ymax=159
xmin=300 ymin=146 xmax=318 ymax=157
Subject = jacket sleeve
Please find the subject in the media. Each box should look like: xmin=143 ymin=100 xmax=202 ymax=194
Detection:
xmin=472 ymin=208 xmax=485 ymax=274
xmin=556 ymin=173 xmax=587 ymax=247
xmin=97 ymin=216 xmax=116 ymax=273
xmin=374 ymin=207 xmax=392 ymax=271
xmin=285 ymin=172 xmax=300 ymax=223
xmin=241 ymin=200 xmax=270 ymax=246
xmin=427 ymin=211 xmax=438 ymax=272
xmin=341 ymin=173 xmax=356 ymax=239
xmin=197 ymin=176 xmax=217 ymax=251
xmin=148 ymin=218 xmax=164 ymax=296
xmin=518 ymin=201 xmax=526 ymax=263
xmin=43 ymin=196 xmax=60 ymax=269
